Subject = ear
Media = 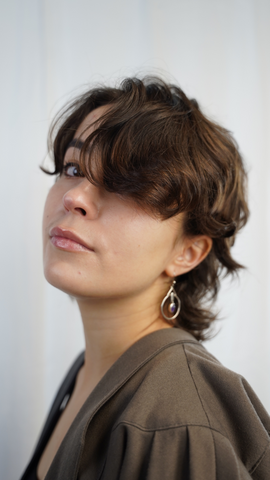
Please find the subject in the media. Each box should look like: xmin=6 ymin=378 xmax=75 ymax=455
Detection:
xmin=165 ymin=236 xmax=213 ymax=278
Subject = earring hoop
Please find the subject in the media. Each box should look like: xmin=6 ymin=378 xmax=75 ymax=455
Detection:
xmin=161 ymin=280 xmax=181 ymax=321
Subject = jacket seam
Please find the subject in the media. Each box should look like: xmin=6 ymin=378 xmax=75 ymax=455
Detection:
xmin=183 ymin=344 xmax=217 ymax=479
xmin=111 ymin=420 xmax=229 ymax=438
xmin=111 ymin=420 xmax=270 ymax=473
xmin=249 ymin=440 xmax=270 ymax=474
xmin=182 ymin=345 xmax=270 ymax=477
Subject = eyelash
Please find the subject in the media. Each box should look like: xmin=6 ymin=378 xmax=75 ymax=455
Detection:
xmin=62 ymin=162 xmax=84 ymax=178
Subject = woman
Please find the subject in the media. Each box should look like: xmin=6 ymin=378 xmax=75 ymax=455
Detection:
xmin=21 ymin=77 xmax=270 ymax=480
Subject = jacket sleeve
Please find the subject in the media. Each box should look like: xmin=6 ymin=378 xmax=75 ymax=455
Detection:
xmin=99 ymin=423 xmax=270 ymax=480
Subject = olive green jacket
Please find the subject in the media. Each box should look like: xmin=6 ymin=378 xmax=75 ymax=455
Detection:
xmin=22 ymin=328 xmax=270 ymax=479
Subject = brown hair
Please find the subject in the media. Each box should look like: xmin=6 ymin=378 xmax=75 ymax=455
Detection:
xmin=43 ymin=76 xmax=249 ymax=341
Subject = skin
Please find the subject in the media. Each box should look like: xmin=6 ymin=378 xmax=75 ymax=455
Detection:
xmin=39 ymin=106 xmax=212 ymax=480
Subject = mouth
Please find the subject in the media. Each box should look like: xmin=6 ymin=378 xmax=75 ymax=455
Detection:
xmin=49 ymin=226 xmax=94 ymax=253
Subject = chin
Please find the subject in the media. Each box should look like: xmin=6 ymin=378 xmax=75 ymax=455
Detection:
xmin=43 ymin=260 xmax=87 ymax=296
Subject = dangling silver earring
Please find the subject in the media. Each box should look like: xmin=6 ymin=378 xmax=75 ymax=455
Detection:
xmin=161 ymin=280 xmax=181 ymax=321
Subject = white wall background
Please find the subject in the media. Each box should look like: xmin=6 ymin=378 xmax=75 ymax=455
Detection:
xmin=0 ymin=1 xmax=269 ymax=479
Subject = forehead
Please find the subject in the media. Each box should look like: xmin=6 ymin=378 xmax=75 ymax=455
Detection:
xmin=74 ymin=105 xmax=109 ymax=141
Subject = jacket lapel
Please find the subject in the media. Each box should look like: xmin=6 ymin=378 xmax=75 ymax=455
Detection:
xmin=46 ymin=328 xmax=197 ymax=480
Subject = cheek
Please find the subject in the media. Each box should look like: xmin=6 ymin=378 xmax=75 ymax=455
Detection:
xmin=43 ymin=184 xmax=63 ymax=231
xmin=42 ymin=195 xmax=51 ymax=233
xmin=42 ymin=185 xmax=66 ymax=268
xmin=104 ymin=216 xmax=175 ymax=275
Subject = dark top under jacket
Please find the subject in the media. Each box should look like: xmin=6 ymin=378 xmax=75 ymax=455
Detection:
xmin=21 ymin=328 xmax=270 ymax=480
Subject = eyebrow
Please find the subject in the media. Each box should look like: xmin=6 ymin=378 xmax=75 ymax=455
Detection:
xmin=66 ymin=138 xmax=84 ymax=150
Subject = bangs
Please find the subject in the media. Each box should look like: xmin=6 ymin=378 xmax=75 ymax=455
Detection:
xmin=58 ymin=96 xmax=198 ymax=220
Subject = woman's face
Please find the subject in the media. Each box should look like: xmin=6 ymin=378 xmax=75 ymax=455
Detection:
xmin=42 ymin=106 xmax=183 ymax=300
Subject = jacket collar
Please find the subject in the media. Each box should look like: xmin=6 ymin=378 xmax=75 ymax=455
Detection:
xmin=46 ymin=328 xmax=198 ymax=479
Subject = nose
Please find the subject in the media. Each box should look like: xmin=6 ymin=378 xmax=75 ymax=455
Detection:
xmin=62 ymin=178 xmax=100 ymax=219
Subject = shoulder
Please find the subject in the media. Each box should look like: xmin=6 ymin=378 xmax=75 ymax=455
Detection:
xmin=111 ymin=329 xmax=270 ymax=477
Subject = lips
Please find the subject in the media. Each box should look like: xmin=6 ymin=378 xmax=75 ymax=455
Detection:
xmin=49 ymin=226 xmax=94 ymax=252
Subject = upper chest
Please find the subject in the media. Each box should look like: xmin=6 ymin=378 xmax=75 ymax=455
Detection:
xmin=36 ymin=386 xmax=92 ymax=480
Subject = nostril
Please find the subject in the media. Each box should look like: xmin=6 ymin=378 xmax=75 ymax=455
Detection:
xmin=75 ymin=207 xmax=87 ymax=216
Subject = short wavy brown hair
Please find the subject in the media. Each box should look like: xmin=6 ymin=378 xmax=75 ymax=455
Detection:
xmin=44 ymin=76 xmax=249 ymax=341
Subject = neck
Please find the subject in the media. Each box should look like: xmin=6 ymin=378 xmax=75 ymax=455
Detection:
xmin=75 ymin=285 xmax=172 ymax=393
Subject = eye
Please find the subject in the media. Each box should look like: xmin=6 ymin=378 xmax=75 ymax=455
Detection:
xmin=62 ymin=162 xmax=84 ymax=178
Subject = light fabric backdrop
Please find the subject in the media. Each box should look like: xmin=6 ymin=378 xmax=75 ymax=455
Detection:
xmin=0 ymin=0 xmax=269 ymax=478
